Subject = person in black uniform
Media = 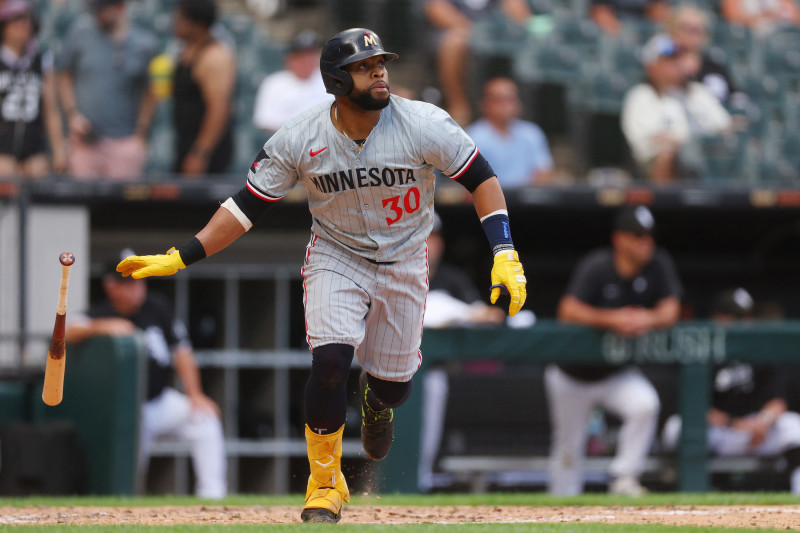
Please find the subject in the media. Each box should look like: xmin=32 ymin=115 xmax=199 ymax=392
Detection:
xmin=547 ymin=205 xmax=683 ymax=496
xmin=64 ymin=250 xmax=227 ymax=498
xmin=0 ymin=0 xmax=66 ymax=178
xmin=662 ymin=287 xmax=800 ymax=494
xmin=172 ymin=0 xmax=235 ymax=176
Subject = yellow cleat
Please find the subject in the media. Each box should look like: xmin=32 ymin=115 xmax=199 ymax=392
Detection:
xmin=301 ymin=424 xmax=350 ymax=523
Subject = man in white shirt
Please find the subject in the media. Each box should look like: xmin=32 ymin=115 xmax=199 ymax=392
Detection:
xmin=252 ymin=30 xmax=333 ymax=135
xmin=621 ymin=34 xmax=732 ymax=182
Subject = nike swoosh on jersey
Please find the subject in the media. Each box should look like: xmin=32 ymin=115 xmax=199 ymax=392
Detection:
xmin=310 ymin=147 xmax=328 ymax=157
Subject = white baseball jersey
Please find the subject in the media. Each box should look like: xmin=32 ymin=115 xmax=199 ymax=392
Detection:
xmin=246 ymin=95 xmax=479 ymax=262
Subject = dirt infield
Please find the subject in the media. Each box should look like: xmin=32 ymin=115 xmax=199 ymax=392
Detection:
xmin=2 ymin=504 xmax=800 ymax=528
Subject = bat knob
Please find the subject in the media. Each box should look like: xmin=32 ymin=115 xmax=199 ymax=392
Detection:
xmin=59 ymin=252 xmax=75 ymax=266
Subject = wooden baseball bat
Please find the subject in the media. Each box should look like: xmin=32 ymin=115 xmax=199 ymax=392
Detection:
xmin=42 ymin=252 xmax=75 ymax=406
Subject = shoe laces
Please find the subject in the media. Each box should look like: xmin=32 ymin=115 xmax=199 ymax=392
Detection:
xmin=362 ymin=403 xmax=393 ymax=427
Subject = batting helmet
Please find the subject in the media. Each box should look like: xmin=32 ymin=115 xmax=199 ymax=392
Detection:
xmin=320 ymin=28 xmax=398 ymax=96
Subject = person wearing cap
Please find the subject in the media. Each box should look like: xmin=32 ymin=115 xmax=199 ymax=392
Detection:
xmin=547 ymin=205 xmax=683 ymax=496
xmin=252 ymin=29 xmax=333 ymax=135
xmin=0 ymin=0 xmax=67 ymax=179
xmin=172 ymin=0 xmax=236 ymax=176
xmin=662 ymin=287 xmax=800 ymax=494
xmin=64 ymin=250 xmax=227 ymax=498
xmin=56 ymin=0 xmax=159 ymax=180
xmin=620 ymin=33 xmax=732 ymax=182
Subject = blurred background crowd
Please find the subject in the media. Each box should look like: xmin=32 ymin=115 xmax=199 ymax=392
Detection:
xmin=0 ymin=0 xmax=797 ymax=185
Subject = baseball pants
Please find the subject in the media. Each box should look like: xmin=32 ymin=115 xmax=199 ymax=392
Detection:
xmin=545 ymin=364 xmax=660 ymax=495
xmin=302 ymin=235 xmax=427 ymax=382
xmin=662 ymin=411 xmax=800 ymax=493
xmin=139 ymin=387 xmax=227 ymax=499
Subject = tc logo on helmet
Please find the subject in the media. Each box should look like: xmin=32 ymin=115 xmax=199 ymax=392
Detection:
xmin=364 ymin=32 xmax=378 ymax=47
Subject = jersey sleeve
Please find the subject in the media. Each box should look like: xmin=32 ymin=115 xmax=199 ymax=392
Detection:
xmin=421 ymin=106 xmax=482 ymax=180
xmin=246 ymin=126 xmax=299 ymax=202
xmin=652 ymin=249 xmax=684 ymax=301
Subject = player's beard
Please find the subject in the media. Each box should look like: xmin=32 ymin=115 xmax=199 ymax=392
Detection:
xmin=348 ymin=85 xmax=391 ymax=111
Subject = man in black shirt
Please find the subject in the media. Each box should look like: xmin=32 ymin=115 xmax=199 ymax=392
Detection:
xmin=662 ymin=287 xmax=800 ymax=494
xmin=547 ymin=205 xmax=683 ymax=496
xmin=65 ymin=250 xmax=227 ymax=498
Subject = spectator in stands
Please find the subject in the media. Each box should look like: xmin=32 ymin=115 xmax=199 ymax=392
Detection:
xmin=669 ymin=4 xmax=741 ymax=105
xmin=590 ymin=0 xmax=671 ymax=37
xmin=423 ymin=0 xmax=532 ymax=126
xmin=172 ymin=0 xmax=236 ymax=176
xmin=252 ymin=29 xmax=332 ymax=136
xmin=466 ymin=77 xmax=553 ymax=187
xmin=57 ymin=0 xmax=158 ymax=180
xmin=662 ymin=287 xmax=800 ymax=494
xmin=64 ymin=249 xmax=227 ymax=499
xmin=418 ymin=211 xmax=509 ymax=492
xmin=0 ymin=1 xmax=66 ymax=179
xmin=548 ymin=205 xmax=682 ymax=496
xmin=621 ymin=34 xmax=732 ymax=182
xmin=721 ymin=0 xmax=800 ymax=33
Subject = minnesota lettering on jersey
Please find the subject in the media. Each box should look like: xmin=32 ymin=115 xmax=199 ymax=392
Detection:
xmin=309 ymin=167 xmax=416 ymax=194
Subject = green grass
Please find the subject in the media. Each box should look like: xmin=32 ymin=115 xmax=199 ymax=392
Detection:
xmin=0 ymin=492 xmax=798 ymax=508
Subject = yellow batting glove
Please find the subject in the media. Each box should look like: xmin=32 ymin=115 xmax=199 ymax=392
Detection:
xmin=490 ymin=250 xmax=527 ymax=316
xmin=116 ymin=247 xmax=186 ymax=279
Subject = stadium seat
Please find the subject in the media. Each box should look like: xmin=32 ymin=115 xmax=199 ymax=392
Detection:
xmin=712 ymin=22 xmax=752 ymax=68
xmin=576 ymin=71 xmax=631 ymax=114
xmin=696 ymin=133 xmax=747 ymax=181
xmin=513 ymin=41 xmax=583 ymax=85
xmin=608 ymin=41 xmax=643 ymax=80
xmin=551 ymin=17 xmax=602 ymax=59
xmin=469 ymin=13 xmax=529 ymax=58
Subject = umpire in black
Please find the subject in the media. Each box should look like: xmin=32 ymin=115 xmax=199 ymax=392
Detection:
xmin=546 ymin=205 xmax=684 ymax=496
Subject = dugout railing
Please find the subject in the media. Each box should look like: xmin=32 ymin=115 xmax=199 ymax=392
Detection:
xmin=3 ymin=177 xmax=800 ymax=495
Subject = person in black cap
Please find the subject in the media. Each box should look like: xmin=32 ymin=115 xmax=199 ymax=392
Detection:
xmin=662 ymin=287 xmax=800 ymax=494
xmin=546 ymin=204 xmax=683 ymax=496
xmin=252 ymin=29 xmax=332 ymax=135
xmin=64 ymin=249 xmax=227 ymax=498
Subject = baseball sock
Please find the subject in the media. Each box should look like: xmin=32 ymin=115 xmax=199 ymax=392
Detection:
xmin=365 ymin=374 xmax=413 ymax=410
xmin=305 ymin=344 xmax=354 ymax=434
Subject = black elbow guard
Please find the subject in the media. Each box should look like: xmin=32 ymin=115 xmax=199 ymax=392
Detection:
xmin=453 ymin=152 xmax=495 ymax=193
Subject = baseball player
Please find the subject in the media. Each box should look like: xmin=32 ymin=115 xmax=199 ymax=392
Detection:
xmin=549 ymin=205 xmax=682 ymax=496
xmin=117 ymin=28 xmax=526 ymax=522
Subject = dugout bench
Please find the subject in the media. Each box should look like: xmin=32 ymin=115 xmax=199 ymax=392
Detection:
xmin=378 ymin=320 xmax=800 ymax=493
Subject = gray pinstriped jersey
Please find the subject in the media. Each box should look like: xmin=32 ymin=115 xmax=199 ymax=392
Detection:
xmin=246 ymin=96 xmax=479 ymax=262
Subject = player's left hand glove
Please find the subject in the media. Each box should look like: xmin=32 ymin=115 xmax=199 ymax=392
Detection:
xmin=116 ymin=247 xmax=186 ymax=279
xmin=490 ymin=250 xmax=527 ymax=316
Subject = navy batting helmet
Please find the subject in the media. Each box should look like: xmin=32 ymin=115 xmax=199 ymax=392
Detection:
xmin=320 ymin=28 xmax=398 ymax=96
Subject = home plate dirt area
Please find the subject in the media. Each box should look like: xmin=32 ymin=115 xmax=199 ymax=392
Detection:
xmin=2 ymin=504 xmax=800 ymax=527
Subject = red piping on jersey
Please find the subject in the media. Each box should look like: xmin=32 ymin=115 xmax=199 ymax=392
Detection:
xmin=301 ymin=234 xmax=318 ymax=349
xmin=246 ymin=180 xmax=283 ymax=202
xmin=450 ymin=148 xmax=479 ymax=180
xmin=417 ymin=239 xmax=429 ymax=370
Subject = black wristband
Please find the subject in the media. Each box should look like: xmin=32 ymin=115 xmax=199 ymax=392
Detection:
xmin=178 ymin=236 xmax=207 ymax=266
